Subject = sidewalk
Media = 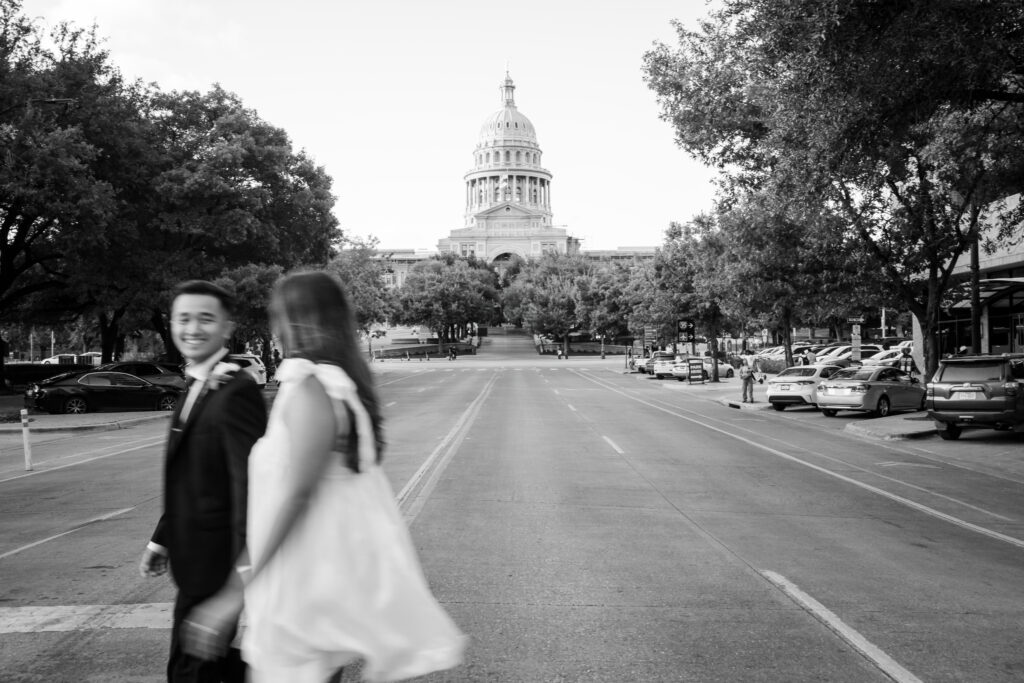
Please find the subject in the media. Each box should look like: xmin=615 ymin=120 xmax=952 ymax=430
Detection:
xmin=0 ymin=411 xmax=170 ymax=434
xmin=634 ymin=370 xmax=937 ymax=440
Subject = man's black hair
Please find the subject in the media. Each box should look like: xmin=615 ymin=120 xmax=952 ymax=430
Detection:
xmin=172 ymin=280 xmax=236 ymax=317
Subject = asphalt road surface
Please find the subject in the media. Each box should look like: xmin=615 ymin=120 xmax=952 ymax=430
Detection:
xmin=2 ymin=334 xmax=1023 ymax=682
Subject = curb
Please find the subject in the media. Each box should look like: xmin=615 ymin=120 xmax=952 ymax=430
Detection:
xmin=0 ymin=413 xmax=171 ymax=434
xmin=842 ymin=421 xmax=936 ymax=441
xmin=717 ymin=398 xmax=774 ymax=411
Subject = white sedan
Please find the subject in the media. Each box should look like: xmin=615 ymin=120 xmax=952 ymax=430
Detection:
xmin=860 ymin=348 xmax=904 ymax=367
xmin=766 ymin=364 xmax=843 ymax=410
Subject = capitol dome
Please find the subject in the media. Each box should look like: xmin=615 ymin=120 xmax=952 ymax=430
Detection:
xmin=478 ymin=74 xmax=537 ymax=144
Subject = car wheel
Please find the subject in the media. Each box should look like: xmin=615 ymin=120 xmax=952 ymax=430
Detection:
xmin=821 ymin=409 xmax=838 ymax=417
xmin=726 ymin=369 xmax=734 ymax=378
xmin=702 ymin=370 xmax=709 ymax=380
xmin=63 ymin=397 xmax=88 ymax=414
xmin=938 ymin=424 xmax=962 ymax=441
xmin=874 ymin=396 xmax=891 ymax=418
xmin=157 ymin=394 xmax=178 ymax=411
xmin=772 ymin=403 xmax=786 ymax=411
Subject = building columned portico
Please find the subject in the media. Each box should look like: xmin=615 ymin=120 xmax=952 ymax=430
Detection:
xmin=438 ymin=74 xmax=580 ymax=262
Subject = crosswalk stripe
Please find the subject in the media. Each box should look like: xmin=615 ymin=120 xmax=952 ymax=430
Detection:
xmin=0 ymin=603 xmax=173 ymax=633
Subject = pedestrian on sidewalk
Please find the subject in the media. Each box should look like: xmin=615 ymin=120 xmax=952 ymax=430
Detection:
xmin=139 ymin=280 xmax=268 ymax=683
xmin=897 ymin=347 xmax=919 ymax=378
xmin=180 ymin=271 xmax=465 ymax=683
xmin=739 ymin=350 xmax=762 ymax=403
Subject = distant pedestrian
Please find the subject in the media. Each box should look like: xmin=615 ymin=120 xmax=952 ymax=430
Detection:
xmin=739 ymin=351 xmax=762 ymax=403
xmin=897 ymin=347 xmax=919 ymax=377
xmin=803 ymin=348 xmax=816 ymax=365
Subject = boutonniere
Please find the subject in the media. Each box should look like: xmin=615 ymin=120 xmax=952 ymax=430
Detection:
xmin=207 ymin=361 xmax=242 ymax=391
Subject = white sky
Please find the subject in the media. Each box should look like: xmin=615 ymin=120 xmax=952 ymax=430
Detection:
xmin=23 ymin=0 xmax=720 ymax=251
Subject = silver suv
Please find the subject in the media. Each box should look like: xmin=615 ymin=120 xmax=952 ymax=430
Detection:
xmin=926 ymin=354 xmax=1024 ymax=440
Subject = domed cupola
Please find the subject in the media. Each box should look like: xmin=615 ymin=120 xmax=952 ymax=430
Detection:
xmin=441 ymin=73 xmax=578 ymax=262
xmin=478 ymin=74 xmax=537 ymax=143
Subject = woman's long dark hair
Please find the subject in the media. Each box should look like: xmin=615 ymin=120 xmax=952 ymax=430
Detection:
xmin=272 ymin=270 xmax=384 ymax=468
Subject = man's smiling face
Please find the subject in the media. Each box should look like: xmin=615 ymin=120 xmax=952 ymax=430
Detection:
xmin=171 ymin=294 xmax=235 ymax=364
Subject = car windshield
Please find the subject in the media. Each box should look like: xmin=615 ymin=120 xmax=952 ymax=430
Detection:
xmin=832 ymin=368 xmax=874 ymax=381
xmin=938 ymin=362 xmax=1004 ymax=383
xmin=778 ymin=368 xmax=816 ymax=377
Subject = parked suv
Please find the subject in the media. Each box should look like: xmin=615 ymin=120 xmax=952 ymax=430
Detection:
xmin=926 ymin=354 xmax=1024 ymax=440
xmin=230 ymin=353 xmax=268 ymax=388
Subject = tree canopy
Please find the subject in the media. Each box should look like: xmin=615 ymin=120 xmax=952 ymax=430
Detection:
xmin=643 ymin=0 xmax=1024 ymax=372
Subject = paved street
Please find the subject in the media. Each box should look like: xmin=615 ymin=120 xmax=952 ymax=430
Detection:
xmin=2 ymin=335 xmax=1023 ymax=682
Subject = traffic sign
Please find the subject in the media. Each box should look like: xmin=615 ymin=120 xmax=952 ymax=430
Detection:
xmin=677 ymin=319 xmax=696 ymax=343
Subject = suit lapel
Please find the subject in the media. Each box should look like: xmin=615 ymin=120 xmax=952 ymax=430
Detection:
xmin=168 ymin=382 xmax=213 ymax=458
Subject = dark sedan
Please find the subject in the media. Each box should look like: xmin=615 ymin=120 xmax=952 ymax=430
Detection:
xmin=25 ymin=370 xmax=182 ymax=414
xmin=96 ymin=361 xmax=186 ymax=389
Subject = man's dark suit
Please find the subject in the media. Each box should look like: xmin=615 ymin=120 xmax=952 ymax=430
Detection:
xmin=151 ymin=369 xmax=267 ymax=683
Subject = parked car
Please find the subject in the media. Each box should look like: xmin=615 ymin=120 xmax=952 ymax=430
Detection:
xmin=40 ymin=354 xmax=78 ymax=365
xmin=652 ymin=354 xmax=683 ymax=379
xmin=230 ymin=353 xmax=268 ymax=387
xmin=96 ymin=361 xmax=186 ymax=389
xmin=24 ymin=370 xmax=182 ymax=414
xmin=816 ymin=365 xmax=925 ymax=417
xmin=702 ymin=359 xmax=735 ymax=379
xmin=860 ymin=348 xmax=905 ymax=368
xmin=926 ymin=354 xmax=1024 ymax=440
xmin=827 ymin=345 xmax=884 ymax=367
xmin=766 ymin=364 xmax=843 ymax=410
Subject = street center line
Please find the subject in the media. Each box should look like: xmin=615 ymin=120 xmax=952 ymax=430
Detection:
xmin=0 ymin=506 xmax=137 ymax=560
xmin=572 ymin=370 xmax=1024 ymax=551
xmin=397 ymin=374 xmax=498 ymax=524
xmin=602 ymin=436 xmax=624 ymax=454
xmin=567 ymin=404 xmax=576 ymax=412
xmin=761 ymin=571 xmax=922 ymax=683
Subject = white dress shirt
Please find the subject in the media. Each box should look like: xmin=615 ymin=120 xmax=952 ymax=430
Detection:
xmin=179 ymin=347 xmax=230 ymax=424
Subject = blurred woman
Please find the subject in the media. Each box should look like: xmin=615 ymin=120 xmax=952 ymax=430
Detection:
xmin=184 ymin=271 xmax=464 ymax=683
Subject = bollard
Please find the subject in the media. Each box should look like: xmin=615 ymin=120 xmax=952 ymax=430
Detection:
xmin=20 ymin=409 xmax=32 ymax=471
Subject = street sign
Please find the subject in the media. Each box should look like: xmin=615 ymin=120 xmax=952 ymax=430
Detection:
xmin=687 ymin=357 xmax=704 ymax=384
xmin=847 ymin=317 xmax=865 ymax=324
xmin=677 ymin=319 xmax=696 ymax=343
xmin=851 ymin=324 xmax=862 ymax=361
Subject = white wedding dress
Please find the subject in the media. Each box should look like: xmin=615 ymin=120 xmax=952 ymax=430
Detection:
xmin=242 ymin=358 xmax=465 ymax=682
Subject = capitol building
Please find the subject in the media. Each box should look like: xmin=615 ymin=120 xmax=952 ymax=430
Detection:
xmin=381 ymin=74 xmax=653 ymax=287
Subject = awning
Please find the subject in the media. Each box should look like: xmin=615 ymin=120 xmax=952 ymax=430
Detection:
xmin=950 ymin=278 xmax=1024 ymax=309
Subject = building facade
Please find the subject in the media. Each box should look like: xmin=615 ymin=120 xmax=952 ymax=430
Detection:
xmin=437 ymin=74 xmax=580 ymax=263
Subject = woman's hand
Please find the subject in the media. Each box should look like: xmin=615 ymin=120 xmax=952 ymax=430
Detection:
xmin=181 ymin=584 xmax=244 ymax=661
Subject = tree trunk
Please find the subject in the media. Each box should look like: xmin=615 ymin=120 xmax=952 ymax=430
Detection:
xmin=98 ymin=309 xmax=125 ymax=363
xmin=709 ymin=330 xmax=720 ymax=382
xmin=0 ymin=336 xmax=8 ymax=390
xmin=781 ymin=308 xmax=794 ymax=368
xmin=151 ymin=308 xmax=180 ymax=364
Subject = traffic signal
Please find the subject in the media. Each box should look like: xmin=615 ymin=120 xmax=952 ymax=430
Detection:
xmin=678 ymin=319 xmax=695 ymax=343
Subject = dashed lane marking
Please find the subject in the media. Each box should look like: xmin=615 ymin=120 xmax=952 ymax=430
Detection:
xmin=602 ymin=436 xmax=624 ymax=454
xmin=385 ymin=401 xmax=397 ymax=408
xmin=572 ymin=369 xmax=1024 ymax=550
xmin=0 ymin=507 xmax=137 ymax=560
xmin=0 ymin=438 xmax=165 ymax=485
xmin=761 ymin=571 xmax=922 ymax=683
xmin=567 ymin=404 xmax=577 ymax=412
